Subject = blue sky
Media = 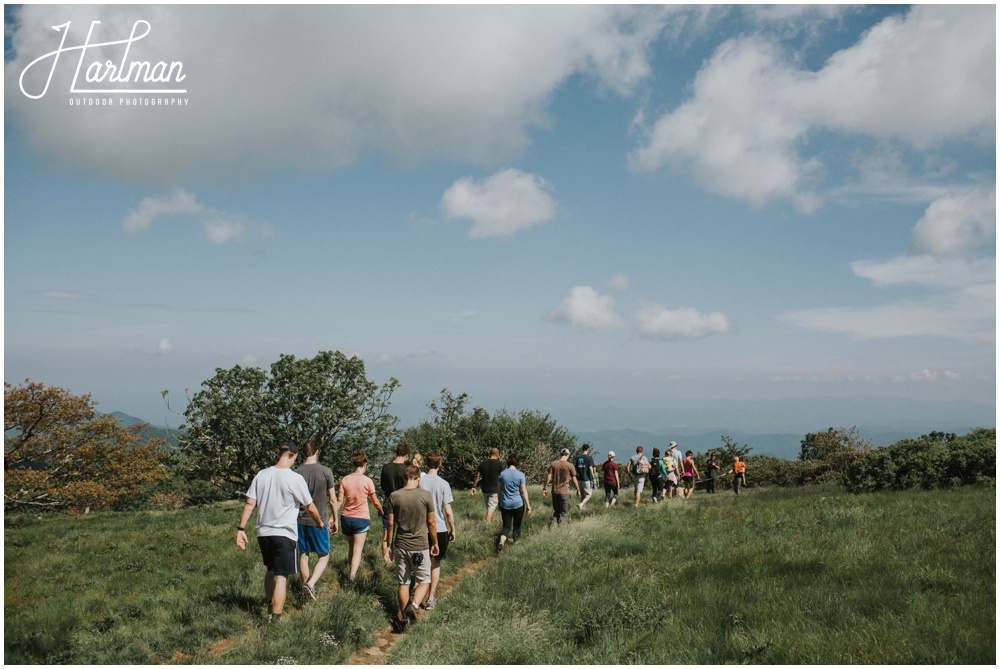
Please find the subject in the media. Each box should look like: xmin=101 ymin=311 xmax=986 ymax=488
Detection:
xmin=4 ymin=4 xmax=996 ymax=433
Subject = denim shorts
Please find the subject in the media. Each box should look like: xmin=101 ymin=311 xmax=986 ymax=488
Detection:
xmin=341 ymin=516 xmax=371 ymax=536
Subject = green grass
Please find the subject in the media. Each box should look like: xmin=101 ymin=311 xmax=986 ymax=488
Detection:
xmin=5 ymin=484 xmax=995 ymax=664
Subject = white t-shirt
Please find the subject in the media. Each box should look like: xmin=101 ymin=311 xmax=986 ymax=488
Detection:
xmin=245 ymin=466 xmax=313 ymax=540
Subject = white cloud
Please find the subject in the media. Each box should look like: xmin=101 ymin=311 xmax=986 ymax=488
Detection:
xmin=155 ymin=338 xmax=174 ymax=355
xmin=609 ymin=274 xmax=631 ymax=292
xmin=631 ymin=302 xmax=731 ymax=341
xmin=631 ymin=5 xmax=995 ymax=208
xmin=123 ymin=189 xmax=204 ymax=236
xmin=442 ymin=168 xmax=557 ymax=239
xmin=6 ymin=5 xmax=669 ymax=186
xmin=550 ymin=286 xmax=624 ymax=330
xmin=39 ymin=290 xmax=96 ymax=301
xmin=123 ymin=189 xmax=272 ymax=245
xmin=909 ymin=188 xmax=996 ymax=258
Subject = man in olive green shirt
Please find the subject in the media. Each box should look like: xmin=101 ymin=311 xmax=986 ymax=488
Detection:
xmin=384 ymin=465 xmax=439 ymax=628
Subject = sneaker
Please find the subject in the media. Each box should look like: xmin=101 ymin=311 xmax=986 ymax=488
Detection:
xmin=303 ymin=583 xmax=317 ymax=601
xmin=424 ymin=599 xmax=436 ymax=610
xmin=577 ymin=502 xmax=584 ymax=510
xmin=611 ymin=498 xmax=617 ymax=506
xmin=405 ymin=602 xmax=419 ymax=622
xmin=495 ymin=540 xmax=504 ymax=554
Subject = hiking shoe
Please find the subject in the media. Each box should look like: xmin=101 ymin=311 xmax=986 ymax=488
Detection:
xmin=495 ymin=540 xmax=504 ymax=554
xmin=424 ymin=599 xmax=436 ymax=610
xmin=577 ymin=502 xmax=584 ymax=510
xmin=303 ymin=583 xmax=317 ymax=601
xmin=405 ymin=602 xmax=419 ymax=622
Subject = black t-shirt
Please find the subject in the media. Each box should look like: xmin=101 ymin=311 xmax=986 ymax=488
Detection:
xmin=380 ymin=461 xmax=408 ymax=499
xmin=477 ymin=458 xmax=503 ymax=494
xmin=575 ymin=453 xmax=595 ymax=482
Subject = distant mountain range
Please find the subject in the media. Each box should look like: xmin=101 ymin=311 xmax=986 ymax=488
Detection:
xmin=108 ymin=412 xmax=183 ymax=449
xmin=106 ymin=394 xmax=994 ymax=461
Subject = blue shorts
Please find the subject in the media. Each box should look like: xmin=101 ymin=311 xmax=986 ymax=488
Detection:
xmin=341 ymin=516 xmax=371 ymax=536
xmin=298 ymin=524 xmax=330 ymax=555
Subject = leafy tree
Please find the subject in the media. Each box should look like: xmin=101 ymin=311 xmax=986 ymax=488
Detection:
xmin=799 ymin=426 xmax=872 ymax=482
xmin=178 ymin=351 xmax=399 ymax=496
xmin=4 ymin=380 xmax=170 ymax=513
xmin=402 ymin=389 xmax=576 ymax=487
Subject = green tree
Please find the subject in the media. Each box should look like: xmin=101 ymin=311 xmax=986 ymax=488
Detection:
xmin=178 ymin=351 xmax=399 ymax=496
xmin=800 ymin=426 xmax=872 ymax=481
xmin=5 ymin=380 xmax=170 ymax=513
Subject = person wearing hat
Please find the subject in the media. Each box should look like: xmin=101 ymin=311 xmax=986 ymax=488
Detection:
xmin=601 ymin=451 xmax=620 ymax=507
xmin=542 ymin=447 xmax=581 ymax=529
xmin=236 ymin=441 xmax=322 ymax=623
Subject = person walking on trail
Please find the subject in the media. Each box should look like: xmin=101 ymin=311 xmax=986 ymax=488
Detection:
xmin=411 ymin=452 xmax=425 ymax=478
xmin=471 ymin=448 xmax=503 ymax=522
xmin=380 ymin=443 xmax=410 ymax=557
xmin=670 ymin=441 xmax=684 ymax=474
xmin=649 ymin=448 xmax=665 ymax=502
xmin=337 ymin=450 xmax=384 ymax=582
xmin=663 ymin=448 xmax=680 ymax=500
xmin=705 ymin=454 xmax=720 ymax=494
xmin=727 ymin=455 xmax=747 ymax=495
xmin=542 ymin=448 xmax=581 ymax=528
xmin=384 ymin=465 xmax=438 ymax=629
xmin=575 ymin=444 xmax=598 ymax=510
xmin=496 ymin=453 xmax=532 ymax=553
xmin=236 ymin=442 xmax=322 ymax=623
xmin=419 ymin=453 xmax=456 ymax=610
xmin=601 ymin=451 xmax=620 ymax=507
xmin=296 ymin=441 xmax=338 ymax=601
xmin=681 ymin=450 xmax=701 ymax=499
xmin=627 ymin=445 xmax=650 ymax=507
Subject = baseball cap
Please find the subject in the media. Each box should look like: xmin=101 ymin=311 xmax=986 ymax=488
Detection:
xmin=560 ymin=448 xmax=571 ymax=455
xmin=279 ymin=441 xmax=299 ymax=455
xmin=608 ymin=450 xmax=615 ymax=458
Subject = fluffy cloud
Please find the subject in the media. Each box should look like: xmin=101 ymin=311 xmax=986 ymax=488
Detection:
xmin=910 ymin=188 xmax=996 ymax=258
xmin=550 ymin=286 xmax=623 ymax=330
xmin=6 ymin=5 xmax=669 ymax=186
xmin=631 ymin=5 xmax=995 ymax=208
xmin=786 ymin=189 xmax=996 ymax=341
xmin=123 ymin=189 xmax=272 ymax=244
xmin=441 ymin=169 xmax=557 ymax=239
xmin=155 ymin=338 xmax=174 ymax=355
xmin=632 ymin=302 xmax=731 ymax=341
xmin=550 ymin=285 xmax=732 ymax=341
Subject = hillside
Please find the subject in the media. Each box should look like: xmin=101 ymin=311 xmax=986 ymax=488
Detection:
xmin=108 ymin=412 xmax=183 ymax=449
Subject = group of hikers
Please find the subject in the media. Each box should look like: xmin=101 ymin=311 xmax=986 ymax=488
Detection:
xmin=235 ymin=439 xmax=747 ymax=629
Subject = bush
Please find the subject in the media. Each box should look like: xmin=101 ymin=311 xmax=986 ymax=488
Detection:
xmin=845 ymin=428 xmax=996 ymax=493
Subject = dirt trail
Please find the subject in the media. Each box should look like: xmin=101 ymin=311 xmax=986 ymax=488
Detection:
xmin=343 ymin=557 xmax=490 ymax=665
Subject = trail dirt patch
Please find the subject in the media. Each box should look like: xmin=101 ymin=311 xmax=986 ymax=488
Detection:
xmin=343 ymin=557 xmax=490 ymax=665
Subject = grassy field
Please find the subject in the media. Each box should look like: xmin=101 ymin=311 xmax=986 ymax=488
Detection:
xmin=5 ymin=483 xmax=995 ymax=664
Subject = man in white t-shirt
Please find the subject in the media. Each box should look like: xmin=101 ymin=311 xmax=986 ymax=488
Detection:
xmin=237 ymin=442 xmax=322 ymax=622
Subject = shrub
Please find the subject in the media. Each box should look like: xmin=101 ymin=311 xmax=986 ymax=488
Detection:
xmin=845 ymin=428 xmax=996 ymax=493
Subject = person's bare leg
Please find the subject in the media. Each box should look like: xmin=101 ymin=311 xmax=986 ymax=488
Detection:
xmin=428 ymin=557 xmax=441 ymax=602
xmin=271 ymin=575 xmax=288 ymax=615
xmin=348 ymin=534 xmax=366 ymax=581
xmin=299 ymin=553 xmax=311 ymax=584
xmin=410 ymin=582 xmax=430 ymax=609
xmin=308 ymin=554 xmax=329 ymax=587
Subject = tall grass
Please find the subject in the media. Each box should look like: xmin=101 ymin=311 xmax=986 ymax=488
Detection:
xmin=5 ymin=483 xmax=994 ymax=663
xmin=389 ymin=484 xmax=995 ymax=664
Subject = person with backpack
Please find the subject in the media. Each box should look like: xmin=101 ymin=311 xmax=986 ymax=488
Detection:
xmin=626 ymin=445 xmax=650 ymax=507
xmin=662 ymin=447 xmax=680 ymax=499
xmin=648 ymin=448 xmax=665 ymax=502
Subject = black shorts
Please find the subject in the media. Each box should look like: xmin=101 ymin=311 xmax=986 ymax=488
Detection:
xmin=429 ymin=530 xmax=450 ymax=560
xmin=257 ymin=536 xmax=299 ymax=577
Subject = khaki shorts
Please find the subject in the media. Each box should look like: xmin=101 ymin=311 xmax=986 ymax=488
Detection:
xmin=484 ymin=493 xmax=499 ymax=513
xmin=394 ymin=548 xmax=431 ymax=585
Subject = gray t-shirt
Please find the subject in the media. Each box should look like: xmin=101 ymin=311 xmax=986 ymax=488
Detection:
xmin=245 ymin=467 xmax=313 ymax=540
xmin=296 ymin=463 xmax=335 ymax=527
xmin=629 ymin=454 xmax=648 ymax=477
xmin=419 ymin=473 xmax=454 ymax=531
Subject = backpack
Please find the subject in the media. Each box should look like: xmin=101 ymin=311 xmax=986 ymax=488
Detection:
xmin=635 ymin=456 xmax=650 ymax=475
xmin=648 ymin=457 xmax=661 ymax=479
